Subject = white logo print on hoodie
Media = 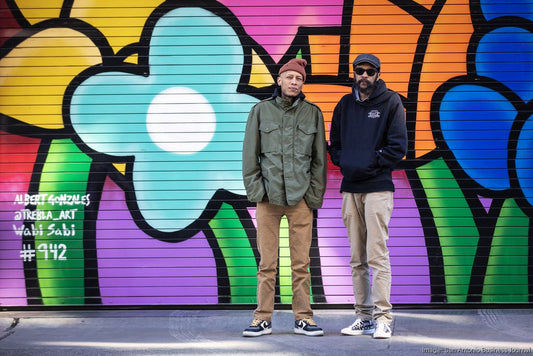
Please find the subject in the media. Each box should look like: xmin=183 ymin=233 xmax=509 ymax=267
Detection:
xmin=368 ymin=109 xmax=381 ymax=119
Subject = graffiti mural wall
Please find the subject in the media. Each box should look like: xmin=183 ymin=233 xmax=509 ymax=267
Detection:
xmin=0 ymin=0 xmax=531 ymax=307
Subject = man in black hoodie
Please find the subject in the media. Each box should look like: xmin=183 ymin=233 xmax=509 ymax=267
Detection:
xmin=328 ymin=53 xmax=407 ymax=339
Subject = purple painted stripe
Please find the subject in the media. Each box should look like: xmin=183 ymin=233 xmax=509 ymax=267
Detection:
xmin=100 ymin=287 xmax=219 ymax=297
xmin=97 ymin=267 xmax=216 ymax=278
xmin=101 ymin=296 xmax=218 ymax=305
xmin=97 ymin=257 xmax=217 ymax=269
xmin=96 ymin=177 xmax=218 ymax=305
xmin=97 ymin=248 xmax=215 ymax=259
xmin=0 ymin=204 xmax=28 ymax=306
xmin=98 ymin=277 xmax=218 ymax=288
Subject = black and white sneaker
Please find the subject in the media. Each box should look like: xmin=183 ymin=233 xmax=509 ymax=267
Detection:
xmin=242 ymin=319 xmax=272 ymax=337
xmin=294 ymin=319 xmax=324 ymax=336
xmin=341 ymin=319 xmax=376 ymax=336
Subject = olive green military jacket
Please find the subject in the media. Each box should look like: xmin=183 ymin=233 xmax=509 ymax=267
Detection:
xmin=242 ymin=94 xmax=327 ymax=209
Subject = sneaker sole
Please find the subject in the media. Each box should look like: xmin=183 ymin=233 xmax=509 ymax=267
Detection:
xmin=242 ymin=329 xmax=272 ymax=337
xmin=341 ymin=328 xmax=375 ymax=336
xmin=373 ymin=334 xmax=391 ymax=339
xmin=294 ymin=328 xmax=324 ymax=336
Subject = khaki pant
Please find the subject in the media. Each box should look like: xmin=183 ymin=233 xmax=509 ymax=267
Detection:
xmin=253 ymin=199 xmax=314 ymax=321
xmin=342 ymin=191 xmax=393 ymax=325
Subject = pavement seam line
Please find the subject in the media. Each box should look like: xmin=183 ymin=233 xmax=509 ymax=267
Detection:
xmin=0 ymin=318 xmax=19 ymax=341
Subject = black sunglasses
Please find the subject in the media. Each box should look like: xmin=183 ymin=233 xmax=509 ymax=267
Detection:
xmin=354 ymin=67 xmax=378 ymax=76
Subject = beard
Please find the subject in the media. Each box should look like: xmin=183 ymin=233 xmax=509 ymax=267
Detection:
xmin=356 ymin=78 xmax=377 ymax=95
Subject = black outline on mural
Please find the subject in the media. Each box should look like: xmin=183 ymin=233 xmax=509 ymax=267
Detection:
xmin=1 ymin=15 xmax=120 ymax=305
xmin=21 ymin=141 xmax=50 ymax=305
xmin=3 ymin=0 xmax=326 ymax=305
xmin=431 ymin=4 xmax=533 ymax=302
xmin=400 ymin=0 xmax=449 ymax=302
xmin=63 ymin=0 xmax=260 ymax=241
xmin=1 ymin=0 xmax=531 ymax=306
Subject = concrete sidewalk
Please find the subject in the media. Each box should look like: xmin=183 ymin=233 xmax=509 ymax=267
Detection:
xmin=0 ymin=308 xmax=532 ymax=355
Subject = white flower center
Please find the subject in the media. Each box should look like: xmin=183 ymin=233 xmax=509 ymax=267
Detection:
xmin=147 ymin=87 xmax=216 ymax=154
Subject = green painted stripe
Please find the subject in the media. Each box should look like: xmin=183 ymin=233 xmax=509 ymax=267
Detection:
xmin=417 ymin=158 xmax=479 ymax=303
xmin=482 ymin=198 xmax=529 ymax=303
xmin=209 ymin=203 xmax=257 ymax=303
xmin=279 ymin=216 xmax=292 ymax=303
xmin=35 ymin=139 xmax=92 ymax=305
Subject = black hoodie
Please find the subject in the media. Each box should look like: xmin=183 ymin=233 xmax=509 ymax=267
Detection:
xmin=328 ymin=79 xmax=407 ymax=193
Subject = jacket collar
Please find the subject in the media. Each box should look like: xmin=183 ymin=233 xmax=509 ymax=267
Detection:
xmin=272 ymin=86 xmax=306 ymax=100
xmin=272 ymin=87 xmax=306 ymax=109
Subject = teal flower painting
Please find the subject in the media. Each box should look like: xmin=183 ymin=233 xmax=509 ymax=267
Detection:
xmin=69 ymin=7 xmax=258 ymax=233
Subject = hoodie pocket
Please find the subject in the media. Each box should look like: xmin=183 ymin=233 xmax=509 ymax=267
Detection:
xmin=340 ymin=149 xmax=380 ymax=181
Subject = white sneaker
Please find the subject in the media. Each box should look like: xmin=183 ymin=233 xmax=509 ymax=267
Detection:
xmin=372 ymin=322 xmax=391 ymax=339
xmin=341 ymin=319 xmax=375 ymax=335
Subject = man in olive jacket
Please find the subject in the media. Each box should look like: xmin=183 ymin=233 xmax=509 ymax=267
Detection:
xmin=242 ymin=58 xmax=327 ymax=337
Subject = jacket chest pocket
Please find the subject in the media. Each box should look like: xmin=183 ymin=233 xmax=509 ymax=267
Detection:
xmin=296 ymin=124 xmax=317 ymax=156
xmin=259 ymin=122 xmax=281 ymax=153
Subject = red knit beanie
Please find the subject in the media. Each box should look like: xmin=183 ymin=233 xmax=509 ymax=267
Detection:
xmin=278 ymin=58 xmax=307 ymax=81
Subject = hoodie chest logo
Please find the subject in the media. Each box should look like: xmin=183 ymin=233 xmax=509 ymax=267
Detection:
xmin=368 ymin=110 xmax=381 ymax=119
